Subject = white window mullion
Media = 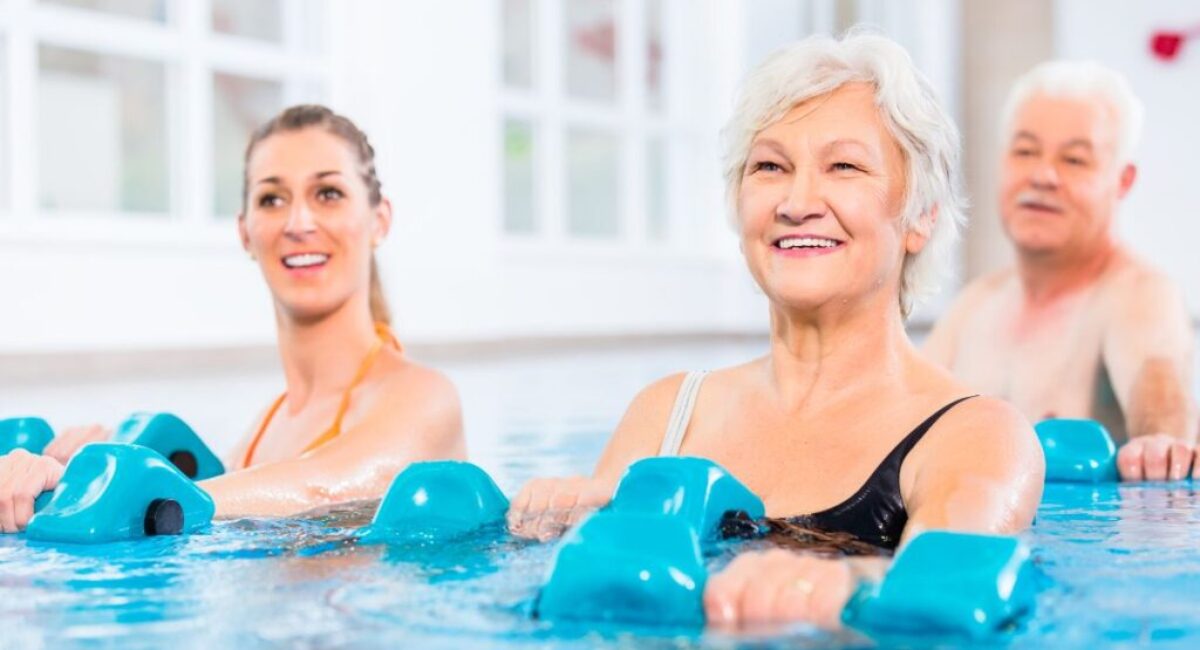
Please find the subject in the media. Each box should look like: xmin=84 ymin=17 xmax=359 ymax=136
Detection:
xmin=619 ymin=0 xmax=645 ymax=247
xmin=179 ymin=0 xmax=210 ymax=224
xmin=8 ymin=0 xmax=36 ymax=220
xmin=538 ymin=0 xmax=563 ymax=246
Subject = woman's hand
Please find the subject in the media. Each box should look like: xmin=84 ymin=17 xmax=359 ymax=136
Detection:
xmin=0 ymin=449 xmax=65 ymax=533
xmin=704 ymin=549 xmax=859 ymax=630
xmin=506 ymin=476 xmax=613 ymax=541
xmin=42 ymin=424 xmax=111 ymax=464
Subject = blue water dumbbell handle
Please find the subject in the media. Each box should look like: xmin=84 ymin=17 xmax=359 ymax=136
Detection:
xmin=1036 ymin=418 xmax=1119 ymax=483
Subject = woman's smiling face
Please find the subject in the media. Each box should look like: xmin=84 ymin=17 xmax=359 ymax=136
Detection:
xmin=738 ymin=83 xmax=914 ymax=316
xmin=239 ymin=127 xmax=388 ymax=323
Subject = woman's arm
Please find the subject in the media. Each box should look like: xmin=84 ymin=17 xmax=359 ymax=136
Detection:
xmin=202 ymin=366 xmax=464 ymax=518
xmin=704 ymin=396 xmax=1044 ymax=629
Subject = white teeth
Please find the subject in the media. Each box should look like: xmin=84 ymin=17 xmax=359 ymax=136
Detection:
xmin=283 ymin=253 xmax=329 ymax=268
xmin=777 ymin=237 xmax=839 ymax=249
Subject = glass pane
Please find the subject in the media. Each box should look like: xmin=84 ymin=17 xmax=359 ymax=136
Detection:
xmin=212 ymin=0 xmax=282 ymax=43
xmin=566 ymin=129 xmax=619 ymax=238
xmin=38 ymin=45 xmax=168 ymax=213
xmin=645 ymin=0 xmax=663 ymax=110
xmin=503 ymin=0 xmax=534 ymax=89
xmin=646 ymin=139 xmax=667 ymax=241
xmin=41 ymin=0 xmax=168 ymax=22
xmin=503 ymin=119 xmax=536 ymax=234
xmin=565 ymin=0 xmax=616 ymax=102
xmin=213 ymin=73 xmax=283 ymax=218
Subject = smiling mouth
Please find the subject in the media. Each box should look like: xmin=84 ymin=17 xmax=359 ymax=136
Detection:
xmin=282 ymin=253 xmax=330 ymax=269
xmin=773 ymin=236 xmax=844 ymax=250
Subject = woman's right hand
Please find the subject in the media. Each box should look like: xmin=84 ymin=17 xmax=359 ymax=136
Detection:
xmin=0 ymin=449 xmax=65 ymax=533
xmin=42 ymin=423 xmax=111 ymax=464
xmin=506 ymin=476 xmax=613 ymax=542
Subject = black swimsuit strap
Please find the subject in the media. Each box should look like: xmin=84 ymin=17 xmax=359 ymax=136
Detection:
xmin=881 ymin=394 xmax=979 ymax=469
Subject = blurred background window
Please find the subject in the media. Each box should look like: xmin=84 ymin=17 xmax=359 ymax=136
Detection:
xmin=212 ymin=73 xmax=283 ymax=218
xmin=38 ymin=45 xmax=168 ymax=213
xmin=211 ymin=0 xmax=283 ymax=43
xmin=0 ymin=0 xmax=325 ymax=222
xmin=41 ymin=0 xmax=168 ymax=23
xmin=500 ymin=0 xmax=675 ymax=246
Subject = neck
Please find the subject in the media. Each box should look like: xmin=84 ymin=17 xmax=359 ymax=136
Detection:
xmin=764 ymin=292 xmax=914 ymax=413
xmin=275 ymin=294 xmax=379 ymax=410
xmin=1016 ymin=236 xmax=1119 ymax=305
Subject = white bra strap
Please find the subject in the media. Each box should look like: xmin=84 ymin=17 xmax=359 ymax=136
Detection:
xmin=658 ymin=370 xmax=710 ymax=456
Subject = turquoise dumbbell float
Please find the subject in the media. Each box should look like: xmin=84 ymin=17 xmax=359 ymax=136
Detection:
xmin=537 ymin=457 xmax=1037 ymax=638
xmin=0 ymin=412 xmax=225 ymax=480
xmin=1035 ymin=418 xmax=1120 ymax=483
xmin=27 ymin=443 xmax=216 ymax=543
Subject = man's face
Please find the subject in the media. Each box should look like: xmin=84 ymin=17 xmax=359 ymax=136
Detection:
xmin=999 ymin=93 xmax=1134 ymax=257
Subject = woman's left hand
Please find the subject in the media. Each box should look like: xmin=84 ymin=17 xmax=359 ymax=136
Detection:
xmin=42 ymin=424 xmax=111 ymax=464
xmin=703 ymin=549 xmax=858 ymax=630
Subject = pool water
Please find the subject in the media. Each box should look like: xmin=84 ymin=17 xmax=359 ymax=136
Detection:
xmin=3 ymin=340 xmax=1200 ymax=648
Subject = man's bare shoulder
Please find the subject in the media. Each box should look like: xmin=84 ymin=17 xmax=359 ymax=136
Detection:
xmin=1102 ymin=250 xmax=1184 ymax=301
xmin=941 ymin=267 xmax=1018 ymax=316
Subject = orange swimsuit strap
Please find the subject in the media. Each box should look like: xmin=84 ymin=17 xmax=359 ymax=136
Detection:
xmin=241 ymin=323 xmax=402 ymax=468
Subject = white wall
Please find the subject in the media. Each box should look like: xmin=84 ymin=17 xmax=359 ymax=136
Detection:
xmin=1052 ymin=0 xmax=1199 ymax=317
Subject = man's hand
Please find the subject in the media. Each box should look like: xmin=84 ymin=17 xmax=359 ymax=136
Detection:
xmin=1117 ymin=432 xmax=1194 ymax=481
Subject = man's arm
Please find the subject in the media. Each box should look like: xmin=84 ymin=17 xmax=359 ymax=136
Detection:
xmin=1103 ymin=269 xmax=1198 ymax=480
xmin=1103 ymin=269 xmax=1196 ymax=440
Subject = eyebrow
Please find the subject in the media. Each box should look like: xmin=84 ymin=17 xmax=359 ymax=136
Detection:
xmin=253 ymin=170 xmax=343 ymax=187
xmin=1012 ymin=131 xmax=1094 ymax=151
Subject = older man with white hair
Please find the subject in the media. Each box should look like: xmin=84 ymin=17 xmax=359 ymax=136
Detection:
xmin=924 ymin=61 xmax=1197 ymax=481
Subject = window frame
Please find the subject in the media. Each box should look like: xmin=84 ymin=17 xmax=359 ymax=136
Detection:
xmin=498 ymin=0 xmax=696 ymax=256
xmin=0 ymin=0 xmax=329 ymax=249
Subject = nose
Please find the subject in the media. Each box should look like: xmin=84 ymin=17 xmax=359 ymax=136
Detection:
xmin=776 ymin=167 xmax=826 ymax=225
xmin=283 ymin=200 xmax=317 ymax=239
xmin=1028 ymin=156 xmax=1060 ymax=191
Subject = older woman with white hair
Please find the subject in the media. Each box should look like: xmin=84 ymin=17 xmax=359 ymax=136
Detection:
xmin=507 ymin=32 xmax=1044 ymax=628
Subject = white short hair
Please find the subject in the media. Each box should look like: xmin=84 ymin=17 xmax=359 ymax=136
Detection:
xmin=721 ymin=31 xmax=965 ymax=318
xmin=1002 ymin=60 xmax=1144 ymax=166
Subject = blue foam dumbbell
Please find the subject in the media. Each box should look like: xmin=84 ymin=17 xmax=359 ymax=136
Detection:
xmin=1035 ymin=418 xmax=1119 ymax=483
xmin=360 ymin=460 xmax=509 ymax=544
xmin=26 ymin=442 xmax=215 ymax=544
xmin=536 ymin=511 xmax=707 ymax=626
xmin=111 ymin=412 xmax=225 ymax=480
xmin=0 ymin=417 xmax=55 ymax=455
xmin=842 ymin=531 xmax=1036 ymax=638
xmin=607 ymin=457 xmax=765 ymax=544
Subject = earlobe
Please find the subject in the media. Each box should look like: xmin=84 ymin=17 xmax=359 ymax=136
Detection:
xmin=905 ymin=205 xmax=938 ymax=254
xmin=236 ymin=213 xmax=253 ymax=258
xmin=373 ymin=198 xmax=394 ymax=247
xmin=1118 ymin=164 xmax=1137 ymax=199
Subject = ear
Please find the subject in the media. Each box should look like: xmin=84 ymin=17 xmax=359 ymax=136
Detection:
xmin=1117 ymin=163 xmax=1137 ymax=199
xmin=372 ymin=197 xmax=394 ymax=248
xmin=237 ymin=212 xmax=252 ymax=254
xmin=904 ymin=204 xmax=939 ymax=255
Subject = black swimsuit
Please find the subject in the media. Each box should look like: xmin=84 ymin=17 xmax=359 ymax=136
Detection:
xmin=781 ymin=396 xmax=977 ymax=551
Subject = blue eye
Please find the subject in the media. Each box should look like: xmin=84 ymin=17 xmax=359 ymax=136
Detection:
xmin=752 ymin=161 xmax=782 ymax=173
xmin=831 ymin=162 xmax=861 ymax=172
